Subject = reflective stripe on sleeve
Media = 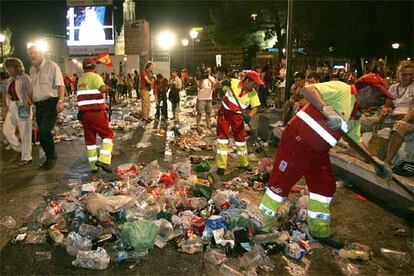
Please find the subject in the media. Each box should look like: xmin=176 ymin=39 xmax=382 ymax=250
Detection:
xmin=77 ymin=89 xmax=101 ymax=96
xmin=77 ymin=99 xmax=105 ymax=106
xmin=265 ymin=188 xmax=284 ymax=203
xmin=309 ymin=192 xmax=333 ymax=204
xmin=259 ymin=203 xmax=277 ymax=217
xmin=307 ymin=210 xmax=331 ymax=221
xmin=296 ymin=110 xmax=338 ymax=147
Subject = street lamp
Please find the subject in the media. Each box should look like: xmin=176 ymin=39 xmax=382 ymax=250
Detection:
xmin=27 ymin=39 xmax=49 ymax=52
xmin=391 ymin=42 xmax=400 ymax=69
xmin=189 ymin=29 xmax=199 ymax=72
xmin=0 ymin=33 xmax=6 ymax=64
xmin=181 ymin=38 xmax=189 ymax=68
xmin=157 ymin=31 xmax=176 ymax=50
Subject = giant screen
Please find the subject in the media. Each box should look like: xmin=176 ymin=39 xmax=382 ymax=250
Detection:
xmin=66 ymin=6 xmax=114 ymax=46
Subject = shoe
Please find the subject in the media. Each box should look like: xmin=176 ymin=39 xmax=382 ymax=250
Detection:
xmin=314 ymin=236 xmax=344 ymax=249
xmin=238 ymin=166 xmax=252 ymax=172
xmin=217 ymin=168 xmax=225 ymax=175
xmin=18 ymin=160 xmax=32 ymax=166
xmin=95 ymin=160 xmax=112 ymax=173
xmin=40 ymin=159 xmax=56 ymax=170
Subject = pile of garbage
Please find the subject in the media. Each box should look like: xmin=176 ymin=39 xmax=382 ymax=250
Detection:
xmin=6 ymin=157 xmax=411 ymax=272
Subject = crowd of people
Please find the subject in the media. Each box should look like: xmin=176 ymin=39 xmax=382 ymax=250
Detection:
xmin=0 ymin=47 xmax=412 ymax=178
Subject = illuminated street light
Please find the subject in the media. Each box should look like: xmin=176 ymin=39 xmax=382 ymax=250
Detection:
xmin=251 ymin=13 xmax=258 ymax=21
xmin=391 ymin=43 xmax=400 ymax=49
xmin=181 ymin=38 xmax=189 ymax=47
xmin=189 ymin=29 xmax=198 ymax=39
xmin=157 ymin=31 xmax=176 ymax=50
xmin=27 ymin=39 xmax=49 ymax=52
xmin=0 ymin=33 xmax=5 ymax=63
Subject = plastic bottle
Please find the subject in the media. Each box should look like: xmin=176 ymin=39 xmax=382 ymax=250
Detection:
xmin=182 ymin=197 xmax=208 ymax=210
xmin=110 ymin=250 xmax=148 ymax=263
xmin=72 ymin=247 xmax=110 ymax=270
xmin=284 ymin=242 xmax=306 ymax=261
xmin=97 ymin=209 xmax=111 ymax=223
xmin=380 ymin=248 xmax=411 ymax=267
xmin=79 ymin=223 xmax=103 ymax=239
xmin=338 ymin=249 xmax=369 ymax=261
xmin=71 ymin=207 xmax=86 ymax=232
xmin=38 ymin=202 xmax=63 ymax=224
xmin=49 ymin=224 xmax=65 ymax=244
xmin=219 ymin=264 xmax=243 ymax=276
xmin=181 ymin=237 xmax=203 ymax=254
xmin=65 ymin=232 xmax=92 ymax=256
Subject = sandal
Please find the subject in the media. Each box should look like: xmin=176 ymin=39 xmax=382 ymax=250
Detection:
xmin=18 ymin=160 xmax=32 ymax=166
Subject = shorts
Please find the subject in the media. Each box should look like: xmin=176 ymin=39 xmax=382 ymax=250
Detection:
xmin=196 ymin=99 xmax=212 ymax=115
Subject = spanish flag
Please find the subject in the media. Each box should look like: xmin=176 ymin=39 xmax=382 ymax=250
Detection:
xmin=95 ymin=51 xmax=113 ymax=68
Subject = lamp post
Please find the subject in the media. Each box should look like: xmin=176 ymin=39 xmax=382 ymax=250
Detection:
xmin=391 ymin=43 xmax=400 ymax=69
xmin=189 ymin=29 xmax=198 ymax=72
xmin=0 ymin=33 xmax=6 ymax=64
xmin=181 ymin=38 xmax=189 ymax=69
xmin=157 ymin=31 xmax=176 ymax=72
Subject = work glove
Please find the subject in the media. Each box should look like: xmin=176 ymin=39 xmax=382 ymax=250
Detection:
xmin=321 ymin=105 xmax=347 ymax=132
xmin=221 ymin=79 xmax=231 ymax=87
xmin=372 ymin=156 xmax=393 ymax=179
xmin=243 ymin=114 xmax=251 ymax=124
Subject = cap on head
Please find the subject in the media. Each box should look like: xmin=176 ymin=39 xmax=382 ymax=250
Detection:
xmin=355 ymin=73 xmax=395 ymax=99
xmin=244 ymin=71 xmax=264 ymax=85
xmin=82 ymin=58 xmax=96 ymax=71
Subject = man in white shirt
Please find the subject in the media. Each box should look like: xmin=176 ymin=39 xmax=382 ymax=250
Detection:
xmin=196 ymin=67 xmax=215 ymax=130
xmin=28 ymin=44 xmax=65 ymax=169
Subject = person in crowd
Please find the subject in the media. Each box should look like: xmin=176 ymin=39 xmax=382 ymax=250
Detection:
xmin=276 ymin=59 xmax=287 ymax=107
xmin=63 ymin=73 xmax=72 ymax=97
xmin=2 ymin=58 xmax=33 ymax=165
xmin=258 ymin=73 xmax=395 ymax=248
xmin=125 ymin=73 xmax=134 ymax=99
xmin=70 ymin=73 xmax=78 ymax=95
xmin=76 ymin=58 xmax=114 ymax=174
xmin=140 ymin=61 xmax=154 ymax=122
xmin=216 ymin=71 xmax=262 ymax=176
xmin=116 ymin=73 xmax=125 ymax=101
xmin=168 ymin=68 xmax=183 ymax=123
xmin=133 ymin=70 xmax=140 ymax=99
xmin=255 ymin=66 xmax=268 ymax=109
xmin=154 ymin=73 xmax=168 ymax=121
xmin=0 ymin=71 xmax=9 ymax=121
xmin=196 ymin=67 xmax=215 ymax=130
xmin=277 ymin=72 xmax=308 ymax=127
xmin=374 ymin=61 xmax=414 ymax=165
xmin=28 ymin=43 xmax=65 ymax=169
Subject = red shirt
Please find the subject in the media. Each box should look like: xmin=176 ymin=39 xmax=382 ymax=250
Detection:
xmin=8 ymin=80 xmax=19 ymax=101
xmin=140 ymin=70 xmax=153 ymax=91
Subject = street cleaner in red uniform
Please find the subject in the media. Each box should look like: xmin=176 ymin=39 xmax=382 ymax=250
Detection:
xmin=77 ymin=58 xmax=115 ymax=174
xmin=258 ymin=73 xmax=395 ymax=248
xmin=216 ymin=71 xmax=262 ymax=176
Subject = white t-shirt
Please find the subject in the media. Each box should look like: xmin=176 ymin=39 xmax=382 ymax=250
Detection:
xmin=198 ymin=76 xmax=215 ymax=100
xmin=389 ymin=81 xmax=414 ymax=115
xmin=30 ymin=59 xmax=64 ymax=102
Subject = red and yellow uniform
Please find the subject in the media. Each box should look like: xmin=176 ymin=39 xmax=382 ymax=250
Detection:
xmin=77 ymin=71 xmax=114 ymax=171
xmin=216 ymin=79 xmax=260 ymax=169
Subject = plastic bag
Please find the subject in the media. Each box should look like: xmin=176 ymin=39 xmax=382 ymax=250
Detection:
xmin=171 ymin=162 xmax=192 ymax=180
xmin=72 ymin=247 xmax=110 ymax=270
xmin=121 ymin=220 xmax=158 ymax=251
xmin=115 ymin=163 xmax=140 ymax=179
xmin=139 ymin=160 xmax=161 ymax=186
xmin=83 ymin=193 xmax=135 ymax=216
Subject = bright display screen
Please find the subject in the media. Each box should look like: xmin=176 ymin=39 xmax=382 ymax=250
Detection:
xmin=66 ymin=6 xmax=114 ymax=46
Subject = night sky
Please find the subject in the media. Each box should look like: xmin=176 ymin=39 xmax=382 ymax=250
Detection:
xmin=1 ymin=0 xmax=413 ymax=60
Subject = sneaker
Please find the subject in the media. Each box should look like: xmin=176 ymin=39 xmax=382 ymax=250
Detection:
xmin=217 ymin=168 xmax=225 ymax=175
xmin=40 ymin=159 xmax=56 ymax=170
xmin=314 ymin=236 xmax=344 ymax=249
xmin=95 ymin=160 xmax=112 ymax=173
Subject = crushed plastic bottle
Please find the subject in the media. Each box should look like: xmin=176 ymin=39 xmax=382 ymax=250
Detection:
xmin=72 ymin=247 xmax=110 ymax=270
xmin=65 ymin=232 xmax=92 ymax=256
xmin=204 ymin=248 xmax=227 ymax=265
xmin=49 ymin=224 xmax=65 ymax=244
xmin=110 ymin=249 xmax=148 ymax=263
xmin=284 ymin=242 xmax=306 ymax=261
xmin=79 ymin=224 xmax=103 ymax=239
xmin=338 ymin=249 xmax=369 ymax=261
xmin=38 ymin=202 xmax=63 ymax=225
xmin=219 ymin=263 xmax=243 ymax=276
xmin=182 ymin=197 xmax=208 ymax=210
xmin=0 ymin=216 xmax=16 ymax=229
xmin=380 ymin=248 xmax=411 ymax=267
xmin=181 ymin=236 xmax=203 ymax=254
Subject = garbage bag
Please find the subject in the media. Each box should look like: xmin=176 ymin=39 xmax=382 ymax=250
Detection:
xmin=121 ymin=220 xmax=158 ymax=251
xmin=195 ymin=160 xmax=211 ymax=172
xmin=84 ymin=193 xmax=135 ymax=217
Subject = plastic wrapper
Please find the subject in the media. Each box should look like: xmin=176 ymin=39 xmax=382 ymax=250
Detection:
xmin=72 ymin=247 xmax=110 ymax=270
xmin=139 ymin=160 xmax=161 ymax=186
xmin=65 ymin=232 xmax=93 ymax=256
xmin=121 ymin=220 xmax=158 ymax=251
xmin=171 ymin=162 xmax=192 ymax=180
xmin=83 ymin=193 xmax=135 ymax=216
xmin=115 ymin=163 xmax=140 ymax=179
